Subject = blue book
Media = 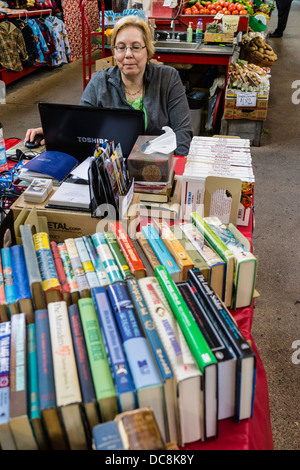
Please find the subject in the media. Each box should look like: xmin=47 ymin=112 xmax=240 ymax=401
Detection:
xmin=18 ymin=150 xmax=79 ymax=185
xmin=67 ymin=303 xmax=100 ymax=436
xmin=106 ymin=282 xmax=167 ymax=442
xmin=1 ymin=247 xmax=18 ymax=316
xmin=93 ymin=421 xmax=123 ymax=450
xmin=27 ymin=323 xmax=49 ymax=449
xmin=35 ymin=309 xmax=68 ymax=450
xmin=126 ymin=277 xmax=177 ymax=444
xmin=142 ymin=225 xmax=181 ymax=282
xmin=91 ymin=232 xmax=123 ymax=284
xmin=0 ymin=321 xmax=16 ymax=450
xmin=91 ymin=286 xmax=137 ymax=413
xmin=11 ymin=244 xmax=34 ymax=324
xmin=83 ymin=235 xmax=110 ymax=286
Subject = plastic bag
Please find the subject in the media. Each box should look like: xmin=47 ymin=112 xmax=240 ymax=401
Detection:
xmin=141 ymin=126 xmax=177 ymax=154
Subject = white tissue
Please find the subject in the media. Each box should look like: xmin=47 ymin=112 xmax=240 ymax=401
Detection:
xmin=142 ymin=126 xmax=177 ymax=154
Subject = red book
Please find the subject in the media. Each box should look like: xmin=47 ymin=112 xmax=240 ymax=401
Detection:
xmin=50 ymin=241 xmax=71 ymax=304
xmin=109 ymin=222 xmax=146 ymax=279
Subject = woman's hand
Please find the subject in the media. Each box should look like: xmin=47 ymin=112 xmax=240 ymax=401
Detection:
xmin=24 ymin=127 xmax=45 ymax=146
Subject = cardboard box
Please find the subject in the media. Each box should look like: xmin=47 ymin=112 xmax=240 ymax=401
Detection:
xmin=204 ymin=32 xmax=234 ymax=44
xmin=95 ymin=56 xmax=115 ymax=71
xmin=11 ymin=188 xmax=140 ymax=243
xmin=223 ymin=87 xmax=269 ymax=121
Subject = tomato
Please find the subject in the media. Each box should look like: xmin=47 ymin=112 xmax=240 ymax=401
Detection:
xmin=205 ymin=1 xmax=212 ymax=5
xmin=215 ymin=4 xmax=223 ymax=10
xmin=195 ymin=2 xmax=201 ymax=9
xmin=239 ymin=9 xmax=248 ymax=14
xmin=211 ymin=9 xmax=217 ymax=14
xmin=184 ymin=7 xmax=191 ymax=14
xmin=232 ymin=9 xmax=238 ymax=14
xmin=224 ymin=1 xmax=229 ymax=7
xmin=199 ymin=8 xmax=204 ymax=13
xmin=224 ymin=9 xmax=231 ymax=14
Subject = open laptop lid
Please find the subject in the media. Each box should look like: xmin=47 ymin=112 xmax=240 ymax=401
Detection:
xmin=38 ymin=102 xmax=145 ymax=162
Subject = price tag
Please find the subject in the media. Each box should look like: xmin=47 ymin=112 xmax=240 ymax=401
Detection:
xmin=214 ymin=12 xmax=224 ymax=19
xmin=236 ymin=92 xmax=257 ymax=107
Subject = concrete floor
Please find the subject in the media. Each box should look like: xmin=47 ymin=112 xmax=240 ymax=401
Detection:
xmin=1 ymin=2 xmax=299 ymax=451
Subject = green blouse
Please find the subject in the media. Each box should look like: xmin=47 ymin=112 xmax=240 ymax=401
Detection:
xmin=127 ymin=96 xmax=147 ymax=129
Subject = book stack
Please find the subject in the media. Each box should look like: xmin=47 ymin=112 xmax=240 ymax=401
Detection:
xmin=0 ymin=219 xmax=257 ymax=450
xmin=181 ymin=136 xmax=255 ymax=226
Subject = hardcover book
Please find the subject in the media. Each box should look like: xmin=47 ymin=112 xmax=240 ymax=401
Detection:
xmin=153 ymin=219 xmax=194 ymax=281
xmin=0 ymin=321 xmax=16 ymax=450
xmin=91 ymin=286 xmax=137 ymax=413
xmin=190 ymin=212 xmax=235 ymax=307
xmin=64 ymin=238 xmax=90 ymax=298
xmin=109 ymin=222 xmax=146 ymax=279
xmin=93 ymin=420 xmax=124 ymax=450
xmin=204 ymin=216 xmax=257 ymax=309
xmin=104 ymin=231 xmax=133 ymax=280
xmin=136 ymin=231 xmax=161 ymax=272
xmin=140 ymin=175 xmax=182 ymax=221
xmin=142 ymin=224 xmax=181 ymax=282
xmin=50 ymin=241 xmax=71 ymax=305
xmin=126 ymin=277 xmax=177 ymax=444
xmin=177 ymin=281 xmax=237 ymax=420
xmin=179 ymin=222 xmax=225 ymax=302
xmin=35 ymin=308 xmax=68 ymax=450
xmin=74 ymin=237 xmax=101 ymax=288
xmin=1 ymin=247 xmax=19 ymax=316
xmin=138 ymin=276 xmax=203 ymax=446
xmin=0 ymin=257 xmax=9 ymax=322
xmin=57 ymin=242 xmax=80 ymax=304
xmin=11 ymin=244 xmax=34 ymax=324
xmin=155 ymin=265 xmax=218 ymax=440
xmin=48 ymin=301 xmax=89 ymax=450
xmin=33 ymin=232 xmax=62 ymax=305
xmin=20 ymin=224 xmax=46 ymax=310
xmin=27 ymin=324 xmax=49 ymax=449
xmin=78 ymin=297 xmax=118 ymax=422
xmin=68 ymin=303 xmax=100 ymax=438
xmin=107 ymin=282 xmax=166 ymax=442
xmin=188 ymin=268 xmax=256 ymax=421
xmin=83 ymin=235 xmax=110 ymax=287
xmin=9 ymin=313 xmax=38 ymax=450
xmin=91 ymin=232 xmax=123 ymax=284
xmin=18 ymin=150 xmax=79 ymax=185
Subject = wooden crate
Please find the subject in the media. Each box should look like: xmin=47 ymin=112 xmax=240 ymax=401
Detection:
xmin=204 ymin=32 xmax=234 ymax=44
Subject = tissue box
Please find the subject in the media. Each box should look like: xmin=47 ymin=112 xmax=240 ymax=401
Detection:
xmin=127 ymin=135 xmax=174 ymax=183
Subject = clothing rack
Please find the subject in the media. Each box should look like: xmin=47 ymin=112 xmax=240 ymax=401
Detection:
xmin=0 ymin=8 xmax=53 ymax=85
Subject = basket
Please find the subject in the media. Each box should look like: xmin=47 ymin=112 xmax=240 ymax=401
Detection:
xmin=240 ymin=45 xmax=276 ymax=67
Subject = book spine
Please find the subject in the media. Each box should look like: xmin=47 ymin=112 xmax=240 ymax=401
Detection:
xmin=82 ymin=235 xmax=110 ymax=287
xmin=50 ymin=241 xmax=70 ymax=298
xmin=154 ymin=265 xmax=217 ymax=373
xmin=136 ymin=232 xmax=161 ymax=271
xmin=141 ymin=225 xmax=181 ymax=280
xmin=33 ymin=232 xmax=61 ymax=294
xmin=179 ymin=222 xmax=223 ymax=268
xmin=10 ymin=244 xmax=31 ymax=300
xmin=109 ymin=222 xmax=146 ymax=278
xmin=34 ymin=309 xmax=57 ymax=411
xmin=91 ymin=233 xmax=123 ymax=284
xmin=91 ymin=287 xmax=136 ymax=409
xmin=78 ymin=297 xmax=117 ymax=415
xmin=0 ymin=321 xmax=12 ymax=442
xmin=57 ymin=243 xmax=79 ymax=295
xmin=27 ymin=324 xmax=40 ymax=421
xmin=1 ymin=247 xmax=17 ymax=306
xmin=126 ymin=277 xmax=174 ymax=383
xmin=20 ymin=224 xmax=43 ymax=285
xmin=48 ymin=301 xmax=82 ymax=407
xmin=0 ymin=255 xmax=9 ymax=322
xmin=64 ymin=238 xmax=90 ymax=294
xmin=107 ymin=282 xmax=161 ymax=390
xmin=153 ymin=219 xmax=194 ymax=281
xmin=67 ymin=303 xmax=97 ymax=404
xmin=104 ymin=231 xmax=133 ymax=280
xmin=74 ymin=237 xmax=101 ymax=288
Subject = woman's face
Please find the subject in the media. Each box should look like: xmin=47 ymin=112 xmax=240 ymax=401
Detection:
xmin=114 ymin=26 xmax=148 ymax=79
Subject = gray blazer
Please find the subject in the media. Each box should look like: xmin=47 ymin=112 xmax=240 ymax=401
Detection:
xmin=80 ymin=61 xmax=193 ymax=156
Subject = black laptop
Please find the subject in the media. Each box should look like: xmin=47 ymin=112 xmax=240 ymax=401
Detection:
xmin=38 ymin=102 xmax=145 ymax=162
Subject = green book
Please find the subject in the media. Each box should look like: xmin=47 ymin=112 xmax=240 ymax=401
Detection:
xmin=104 ymin=231 xmax=133 ymax=280
xmin=154 ymin=265 xmax=218 ymax=440
xmin=78 ymin=297 xmax=118 ymax=422
xmin=190 ymin=212 xmax=235 ymax=308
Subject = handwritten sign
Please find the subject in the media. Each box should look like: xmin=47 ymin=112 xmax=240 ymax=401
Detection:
xmin=236 ymin=92 xmax=257 ymax=108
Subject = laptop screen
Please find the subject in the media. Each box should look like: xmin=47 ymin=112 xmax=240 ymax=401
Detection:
xmin=38 ymin=102 xmax=145 ymax=162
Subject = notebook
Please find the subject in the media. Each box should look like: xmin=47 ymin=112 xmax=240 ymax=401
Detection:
xmin=38 ymin=102 xmax=145 ymax=162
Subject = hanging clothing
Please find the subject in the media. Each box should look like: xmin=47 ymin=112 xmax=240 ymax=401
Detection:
xmin=0 ymin=20 xmax=28 ymax=72
xmin=25 ymin=18 xmax=49 ymax=65
xmin=45 ymin=15 xmax=71 ymax=66
xmin=11 ymin=18 xmax=40 ymax=67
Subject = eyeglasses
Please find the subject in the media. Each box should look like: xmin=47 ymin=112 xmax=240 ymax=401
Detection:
xmin=114 ymin=45 xmax=146 ymax=54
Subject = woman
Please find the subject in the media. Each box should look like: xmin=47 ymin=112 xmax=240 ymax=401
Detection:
xmin=25 ymin=15 xmax=193 ymax=156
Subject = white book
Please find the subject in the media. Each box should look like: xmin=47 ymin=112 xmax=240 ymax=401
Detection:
xmin=47 ymin=182 xmax=90 ymax=210
xmin=74 ymin=237 xmax=100 ymax=288
xmin=138 ymin=276 xmax=204 ymax=446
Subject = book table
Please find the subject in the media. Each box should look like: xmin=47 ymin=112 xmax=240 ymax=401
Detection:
xmin=174 ymin=156 xmax=273 ymax=450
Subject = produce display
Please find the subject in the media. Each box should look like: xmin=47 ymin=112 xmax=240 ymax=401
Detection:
xmin=240 ymin=33 xmax=278 ymax=65
xmin=228 ymin=59 xmax=270 ymax=92
xmin=183 ymin=0 xmax=253 ymax=15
